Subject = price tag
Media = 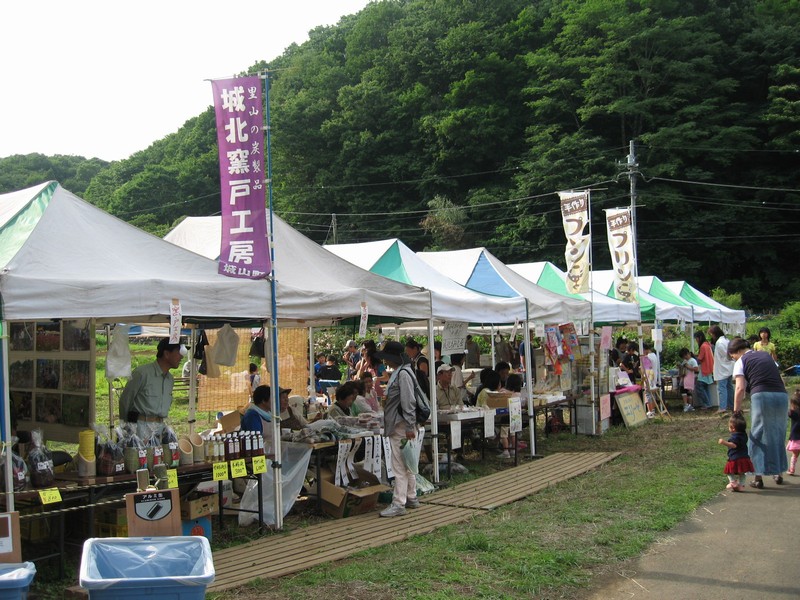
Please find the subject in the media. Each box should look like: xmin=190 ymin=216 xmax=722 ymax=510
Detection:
xmin=166 ymin=469 xmax=179 ymax=489
xmin=39 ymin=488 xmax=62 ymax=504
xmin=251 ymin=455 xmax=267 ymax=474
xmin=212 ymin=462 xmax=229 ymax=481
xmin=230 ymin=459 xmax=248 ymax=479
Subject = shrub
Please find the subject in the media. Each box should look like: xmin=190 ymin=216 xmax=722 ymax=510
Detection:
xmin=777 ymin=301 xmax=800 ymax=330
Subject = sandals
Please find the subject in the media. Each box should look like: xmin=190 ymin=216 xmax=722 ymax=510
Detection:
xmin=749 ymin=479 xmax=764 ymax=489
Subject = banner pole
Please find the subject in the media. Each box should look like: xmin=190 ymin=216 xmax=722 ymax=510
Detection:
xmin=263 ymin=70 xmax=283 ymax=530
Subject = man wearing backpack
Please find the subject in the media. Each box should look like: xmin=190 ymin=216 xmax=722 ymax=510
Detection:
xmin=375 ymin=340 xmax=420 ymax=517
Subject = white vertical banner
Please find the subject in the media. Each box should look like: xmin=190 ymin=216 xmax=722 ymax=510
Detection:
xmin=605 ymin=208 xmax=638 ymax=303
xmin=382 ymin=436 xmax=394 ymax=479
xmin=559 ymin=191 xmax=590 ymax=294
xmin=169 ymin=299 xmax=182 ymax=343
xmin=358 ymin=302 xmax=368 ymax=338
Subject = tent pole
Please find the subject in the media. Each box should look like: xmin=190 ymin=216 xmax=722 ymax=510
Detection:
xmin=2 ymin=321 xmax=14 ymax=511
xmin=106 ymin=325 xmax=114 ymax=431
xmin=427 ymin=319 xmax=439 ymax=484
xmin=523 ymin=317 xmax=536 ymax=457
xmin=308 ymin=327 xmax=314 ymax=401
xmin=187 ymin=327 xmax=198 ymax=436
xmin=490 ymin=325 xmax=496 ymax=368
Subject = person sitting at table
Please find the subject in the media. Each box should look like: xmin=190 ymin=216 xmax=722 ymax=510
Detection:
xmin=476 ymin=369 xmax=513 ymax=459
xmin=436 ymin=364 xmax=462 ymax=411
xmin=352 ymin=372 xmax=380 ymax=414
xmin=328 ymin=381 xmax=359 ymax=419
xmin=495 ymin=361 xmax=511 ymax=389
xmin=318 ymin=354 xmax=342 ymax=382
xmin=504 ymin=373 xmax=523 ymax=393
xmin=472 ymin=367 xmax=495 ymax=405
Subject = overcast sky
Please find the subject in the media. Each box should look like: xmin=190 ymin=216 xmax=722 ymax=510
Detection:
xmin=0 ymin=0 xmax=372 ymax=161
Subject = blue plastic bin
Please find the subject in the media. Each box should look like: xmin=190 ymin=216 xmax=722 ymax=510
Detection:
xmin=79 ymin=536 xmax=214 ymax=599
xmin=0 ymin=563 xmax=35 ymax=600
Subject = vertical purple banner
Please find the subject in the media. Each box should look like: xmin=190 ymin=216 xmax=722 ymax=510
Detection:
xmin=211 ymin=76 xmax=270 ymax=279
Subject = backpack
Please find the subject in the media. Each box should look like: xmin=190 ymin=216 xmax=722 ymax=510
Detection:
xmin=399 ymin=365 xmax=431 ymax=424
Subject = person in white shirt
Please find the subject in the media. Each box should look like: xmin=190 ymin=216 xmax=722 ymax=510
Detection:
xmin=709 ymin=325 xmax=734 ymax=415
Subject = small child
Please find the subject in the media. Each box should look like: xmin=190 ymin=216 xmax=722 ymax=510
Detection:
xmin=248 ymin=362 xmax=261 ymax=394
xmin=718 ymin=414 xmax=755 ymax=492
xmin=678 ymin=348 xmax=698 ymax=413
xmin=787 ymin=391 xmax=800 ymax=475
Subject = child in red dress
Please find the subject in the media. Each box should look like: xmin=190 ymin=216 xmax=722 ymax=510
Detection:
xmin=718 ymin=413 xmax=755 ymax=492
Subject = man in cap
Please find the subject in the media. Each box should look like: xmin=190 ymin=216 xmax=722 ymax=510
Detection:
xmin=436 ymin=364 xmax=462 ymax=411
xmin=375 ymin=340 xmax=420 ymax=517
xmin=119 ymin=337 xmax=186 ymax=435
xmin=342 ymin=339 xmax=360 ymax=379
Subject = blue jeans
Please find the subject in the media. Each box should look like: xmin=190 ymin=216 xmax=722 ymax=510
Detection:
xmin=716 ymin=376 xmax=733 ymax=411
xmin=695 ymin=378 xmax=713 ymax=408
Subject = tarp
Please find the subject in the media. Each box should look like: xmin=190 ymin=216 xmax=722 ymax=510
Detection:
xmin=507 ymin=262 xmax=648 ymax=323
xmin=416 ymin=248 xmax=591 ymax=324
xmin=165 ymin=216 xmax=432 ymax=323
xmin=662 ymin=280 xmax=746 ymax=325
xmin=0 ymin=182 xmax=276 ymax=323
xmin=591 ymin=270 xmax=694 ymax=322
xmin=325 ymin=239 xmax=527 ymax=324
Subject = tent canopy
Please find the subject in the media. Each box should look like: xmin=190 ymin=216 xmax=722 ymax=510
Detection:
xmin=507 ymin=262 xmax=646 ymax=323
xmin=662 ymin=280 xmax=746 ymax=325
xmin=0 ymin=182 xmax=279 ymax=323
xmin=591 ymin=271 xmax=694 ymax=322
xmin=416 ymin=248 xmax=591 ymax=323
xmin=325 ymin=239 xmax=527 ymax=324
xmin=165 ymin=216 xmax=432 ymax=323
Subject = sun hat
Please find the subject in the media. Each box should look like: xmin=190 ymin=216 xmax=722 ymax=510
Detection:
xmin=375 ymin=340 xmax=405 ymax=364
xmin=437 ymin=363 xmax=455 ymax=374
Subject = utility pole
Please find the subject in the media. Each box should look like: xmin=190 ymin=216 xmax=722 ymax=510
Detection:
xmin=331 ymin=213 xmax=337 ymax=244
xmin=625 ymin=140 xmax=639 ymax=277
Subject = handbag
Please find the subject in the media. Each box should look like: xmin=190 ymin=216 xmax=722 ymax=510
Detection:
xmin=249 ymin=328 xmax=266 ymax=358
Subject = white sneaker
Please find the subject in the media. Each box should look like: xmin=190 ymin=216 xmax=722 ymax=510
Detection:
xmin=683 ymin=405 xmax=694 ymax=412
xmin=498 ymin=450 xmax=511 ymax=459
xmin=405 ymin=497 xmax=420 ymax=509
xmin=646 ymin=411 xmax=656 ymax=419
xmin=380 ymin=504 xmax=407 ymax=518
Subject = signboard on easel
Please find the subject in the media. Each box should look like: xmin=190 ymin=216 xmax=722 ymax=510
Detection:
xmin=616 ymin=391 xmax=648 ymax=427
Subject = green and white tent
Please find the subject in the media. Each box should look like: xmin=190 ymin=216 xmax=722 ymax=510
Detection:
xmin=591 ymin=270 xmax=694 ymax=322
xmin=507 ymin=262 xmax=651 ymax=323
xmin=662 ymin=280 xmax=745 ymax=325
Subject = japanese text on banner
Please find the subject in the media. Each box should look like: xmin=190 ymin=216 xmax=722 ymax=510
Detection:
xmin=559 ymin=191 xmax=590 ymax=294
xmin=605 ymin=208 xmax=637 ymax=303
xmin=211 ymin=76 xmax=270 ymax=279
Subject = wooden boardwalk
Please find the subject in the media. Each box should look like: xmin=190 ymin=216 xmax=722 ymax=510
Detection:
xmin=208 ymin=451 xmax=620 ymax=593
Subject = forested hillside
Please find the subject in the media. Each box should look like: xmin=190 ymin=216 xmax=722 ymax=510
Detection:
xmin=1 ymin=0 xmax=797 ymax=310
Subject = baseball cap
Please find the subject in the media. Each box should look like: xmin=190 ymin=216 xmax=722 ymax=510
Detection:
xmin=437 ymin=364 xmax=455 ymax=374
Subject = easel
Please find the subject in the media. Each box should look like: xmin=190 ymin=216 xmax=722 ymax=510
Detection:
xmin=641 ymin=373 xmax=671 ymax=419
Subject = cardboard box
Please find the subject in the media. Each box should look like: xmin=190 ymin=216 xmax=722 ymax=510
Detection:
xmin=180 ymin=492 xmax=219 ymax=520
xmin=319 ymin=466 xmax=391 ymax=519
xmin=182 ymin=516 xmax=212 ymax=541
xmin=196 ymin=479 xmax=234 ymax=508
xmin=216 ymin=408 xmax=245 ymax=434
xmin=483 ymin=391 xmax=513 ymax=409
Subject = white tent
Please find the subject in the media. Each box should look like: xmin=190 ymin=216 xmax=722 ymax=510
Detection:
xmin=165 ymin=216 xmax=432 ymax=323
xmin=591 ymin=270 xmax=694 ymax=322
xmin=416 ymin=248 xmax=591 ymax=323
xmin=662 ymin=280 xmax=746 ymax=325
xmin=507 ymin=261 xmax=641 ymax=324
xmin=0 ymin=182 xmax=277 ymax=323
xmin=325 ymin=239 xmax=527 ymax=324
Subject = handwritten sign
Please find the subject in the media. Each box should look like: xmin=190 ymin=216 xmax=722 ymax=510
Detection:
xmin=38 ymin=489 xmax=62 ymax=504
xmin=230 ymin=459 xmax=248 ymax=479
xmin=212 ymin=462 xmax=230 ymax=481
xmin=166 ymin=469 xmax=178 ymax=489
xmin=616 ymin=391 xmax=648 ymax=427
xmin=251 ymin=455 xmax=267 ymax=474
xmin=509 ymin=397 xmax=522 ymax=434
xmin=442 ymin=321 xmax=468 ymax=353
xmin=358 ymin=302 xmax=369 ymax=338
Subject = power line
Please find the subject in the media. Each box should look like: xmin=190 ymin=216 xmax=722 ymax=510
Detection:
xmin=647 ymin=176 xmax=800 ymax=194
